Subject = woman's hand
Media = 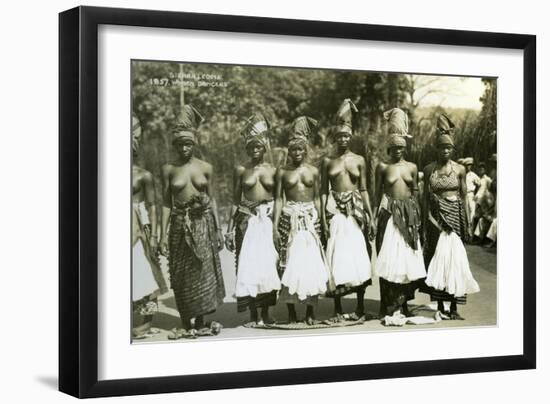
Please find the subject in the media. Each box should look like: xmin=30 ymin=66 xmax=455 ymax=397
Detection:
xmin=149 ymin=236 xmax=159 ymax=255
xmin=368 ymin=218 xmax=377 ymax=241
xmin=159 ymin=237 xmax=169 ymax=257
xmin=224 ymin=231 xmax=235 ymax=252
xmin=217 ymin=230 xmax=224 ymax=251
xmin=321 ymin=220 xmax=330 ymax=244
xmin=273 ymin=228 xmax=281 ymax=249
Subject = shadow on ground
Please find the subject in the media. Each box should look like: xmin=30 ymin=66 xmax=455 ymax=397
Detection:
xmin=155 ymin=297 xmax=381 ymax=329
xmin=35 ymin=376 xmax=58 ymax=390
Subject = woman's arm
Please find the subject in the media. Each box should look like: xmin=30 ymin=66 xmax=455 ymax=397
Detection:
xmin=224 ymin=165 xmax=244 ymax=251
xmin=410 ymin=163 xmax=421 ymax=213
xmin=358 ymin=158 xmax=375 ymax=239
xmin=458 ymin=164 xmax=470 ymax=233
xmin=374 ymin=162 xmax=385 ymax=215
xmin=143 ymin=170 xmax=158 ymax=249
xmin=159 ymin=164 xmax=172 ymax=255
xmin=359 ymin=158 xmax=373 ymax=217
xmin=422 ymin=164 xmax=432 ymax=237
xmin=313 ymin=166 xmax=321 ymax=216
xmin=272 ymin=167 xmax=284 ymax=248
xmin=320 ymin=158 xmax=330 ymax=237
xmin=226 ymin=165 xmax=244 ymax=232
xmin=204 ymin=162 xmax=224 ymax=251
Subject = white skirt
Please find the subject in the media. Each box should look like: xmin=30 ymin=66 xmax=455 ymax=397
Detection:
xmin=426 ymin=231 xmax=480 ymax=297
xmin=132 ymin=239 xmax=159 ymax=301
xmin=282 ymin=229 xmax=329 ymax=300
xmin=326 ymin=213 xmax=372 ymax=287
xmin=235 ymin=203 xmax=281 ymax=297
xmin=375 ymin=216 xmax=426 ymax=284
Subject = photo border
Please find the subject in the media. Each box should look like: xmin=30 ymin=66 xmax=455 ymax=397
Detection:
xmin=59 ymin=6 xmax=536 ymax=398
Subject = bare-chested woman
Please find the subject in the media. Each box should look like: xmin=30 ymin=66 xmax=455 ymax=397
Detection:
xmin=422 ymin=114 xmax=479 ymax=320
xmin=225 ymin=114 xmax=281 ymax=325
xmin=273 ymin=117 xmax=329 ymax=325
xmin=132 ymin=114 xmax=168 ymax=338
xmin=159 ymin=105 xmax=225 ymax=338
xmin=374 ymin=108 xmax=426 ymax=319
xmin=321 ymin=99 xmax=374 ymax=321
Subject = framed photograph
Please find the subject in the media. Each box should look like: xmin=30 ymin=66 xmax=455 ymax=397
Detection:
xmin=59 ymin=6 xmax=536 ymax=398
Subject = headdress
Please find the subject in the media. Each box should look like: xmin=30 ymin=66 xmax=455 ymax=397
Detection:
xmin=435 ymin=113 xmax=455 ymax=147
xmin=240 ymin=113 xmax=270 ymax=148
xmin=384 ymin=108 xmax=411 ymax=138
xmin=388 ymin=133 xmax=407 ymax=148
xmin=172 ymin=104 xmax=204 ymax=144
xmin=333 ymin=99 xmax=358 ymax=135
xmin=463 ymin=157 xmax=474 ymax=166
xmin=384 ymin=108 xmax=410 ymax=148
xmin=288 ymin=116 xmax=317 ymax=148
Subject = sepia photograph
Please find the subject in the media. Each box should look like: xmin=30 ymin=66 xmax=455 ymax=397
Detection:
xmin=130 ymin=59 xmax=497 ymax=343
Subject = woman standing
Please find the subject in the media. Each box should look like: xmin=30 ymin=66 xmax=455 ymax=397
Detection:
xmin=159 ymin=105 xmax=226 ymax=337
xmin=273 ymin=116 xmax=329 ymax=325
xmin=374 ymin=108 xmax=426 ymax=319
xmin=225 ymin=113 xmax=281 ymax=325
xmin=463 ymin=157 xmax=480 ymax=238
xmin=132 ymin=114 xmax=167 ymax=338
xmin=422 ymin=114 xmax=480 ymax=320
xmin=321 ymin=99 xmax=374 ymax=321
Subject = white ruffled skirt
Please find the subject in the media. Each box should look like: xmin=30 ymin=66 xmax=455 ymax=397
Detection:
xmin=426 ymin=231 xmax=480 ymax=297
xmin=326 ymin=213 xmax=372 ymax=287
xmin=281 ymin=203 xmax=329 ymax=301
xmin=235 ymin=203 xmax=281 ymax=297
xmin=375 ymin=216 xmax=426 ymax=284
xmin=132 ymin=240 xmax=159 ymax=301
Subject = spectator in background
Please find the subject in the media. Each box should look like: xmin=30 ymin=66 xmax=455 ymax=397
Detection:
xmin=483 ymin=168 xmax=497 ymax=248
xmin=488 ymin=153 xmax=497 ymax=181
xmin=473 ymin=185 xmax=496 ymax=244
xmin=471 ymin=162 xmax=493 ymax=238
xmin=463 ymin=157 xmax=480 ymax=239
xmin=475 ymin=162 xmax=492 ymax=201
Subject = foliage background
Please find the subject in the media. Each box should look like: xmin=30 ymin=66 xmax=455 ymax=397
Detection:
xmin=132 ymin=61 xmax=497 ymax=220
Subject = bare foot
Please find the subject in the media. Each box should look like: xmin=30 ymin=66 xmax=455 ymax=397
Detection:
xmin=261 ymin=315 xmax=276 ymax=325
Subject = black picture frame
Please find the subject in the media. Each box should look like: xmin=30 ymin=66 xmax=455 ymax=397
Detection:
xmin=59 ymin=5 xmax=536 ymax=399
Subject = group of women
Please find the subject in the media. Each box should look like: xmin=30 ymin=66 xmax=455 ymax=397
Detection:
xmin=132 ymin=99 xmax=481 ymax=339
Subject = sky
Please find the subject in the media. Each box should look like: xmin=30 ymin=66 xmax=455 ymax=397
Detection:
xmin=409 ymin=75 xmax=486 ymax=111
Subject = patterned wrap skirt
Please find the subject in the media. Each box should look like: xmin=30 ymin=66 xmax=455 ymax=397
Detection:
xmin=234 ymin=199 xmax=280 ymax=312
xmin=277 ymin=201 xmax=329 ymax=305
xmin=325 ymin=190 xmax=372 ymax=297
xmin=423 ymin=194 xmax=480 ymax=303
xmin=168 ymin=194 xmax=226 ymax=322
xmin=375 ymin=195 xmax=426 ymax=315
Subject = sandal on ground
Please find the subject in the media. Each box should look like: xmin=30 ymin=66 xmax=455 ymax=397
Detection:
xmin=435 ymin=311 xmax=450 ymax=321
xmin=168 ymin=328 xmax=197 ymax=340
xmin=449 ymin=311 xmax=465 ymax=320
